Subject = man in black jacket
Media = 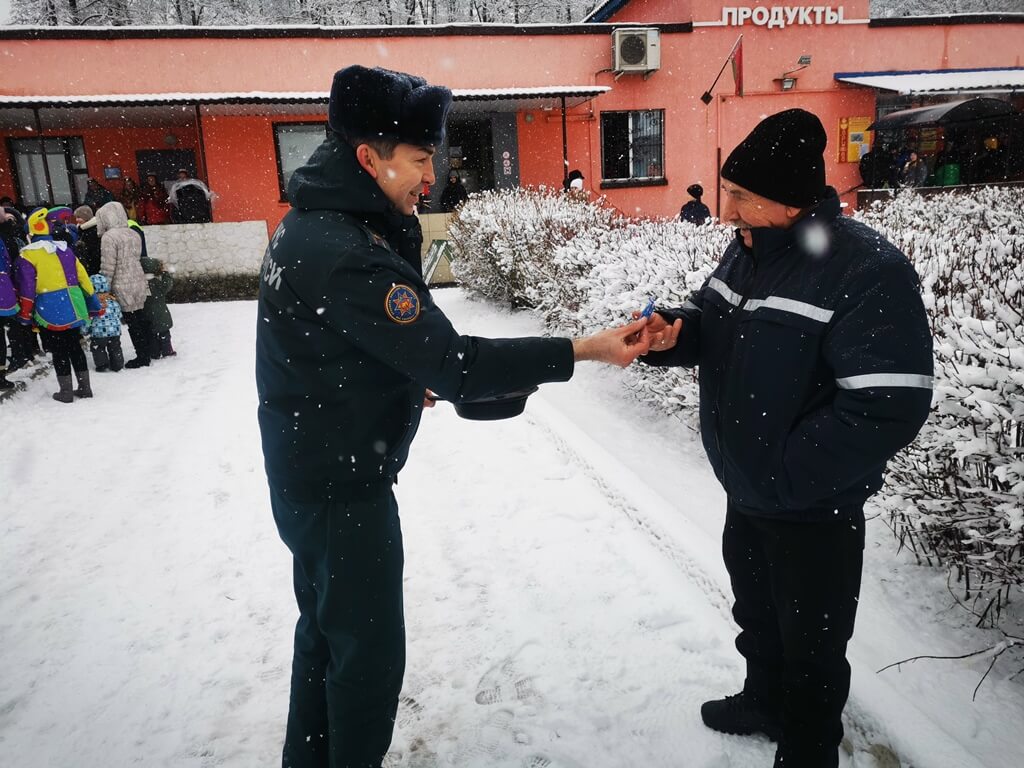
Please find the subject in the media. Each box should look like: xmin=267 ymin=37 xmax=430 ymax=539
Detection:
xmin=641 ymin=109 xmax=932 ymax=768
xmin=255 ymin=65 xmax=648 ymax=768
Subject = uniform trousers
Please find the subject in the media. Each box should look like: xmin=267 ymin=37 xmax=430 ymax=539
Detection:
xmin=270 ymin=483 xmax=406 ymax=768
xmin=723 ymin=502 xmax=865 ymax=768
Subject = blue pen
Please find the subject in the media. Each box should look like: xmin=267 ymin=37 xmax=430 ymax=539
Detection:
xmin=640 ymin=296 xmax=656 ymax=319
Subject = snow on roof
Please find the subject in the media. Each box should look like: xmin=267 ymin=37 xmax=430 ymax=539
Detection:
xmin=455 ymin=86 xmax=609 ymax=99
xmin=0 ymin=92 xmax=328 ymax=108
xmin=0 ymin=86 xmax=609 ymax=109
xmin=835 ymin=67 xmax=1024 ymax=94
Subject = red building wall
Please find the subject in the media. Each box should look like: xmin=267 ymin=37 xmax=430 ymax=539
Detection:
xmin=1 ymin=4 xmax=1020 ymax=227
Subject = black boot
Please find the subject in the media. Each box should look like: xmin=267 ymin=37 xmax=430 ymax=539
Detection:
xmin=0 ymin=371 xmax=13 ymax=390
xmin=109 ymin=339 xmax=125 ymax=372
xmin=52 ymin=374 xmax=75 ymax=403
xmin=74 ymin=368 xmax=93 ymax=398
xmin=701 ymin=692 xmax=781 ymax=741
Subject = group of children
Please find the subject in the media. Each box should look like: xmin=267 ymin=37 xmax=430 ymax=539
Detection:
xmin=0 ymin=201 xmax=177 ymax=402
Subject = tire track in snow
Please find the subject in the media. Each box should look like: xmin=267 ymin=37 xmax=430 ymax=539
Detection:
xmin=520 ymin=396 xmax=934 ymax=768
xmin=522 ymin=398 xmax=734 ymax=622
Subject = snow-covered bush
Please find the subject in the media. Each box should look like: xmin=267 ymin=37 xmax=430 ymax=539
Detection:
xmin=856 ymin=188 xmax=1024 ymax=625
xmin=448 ymin=187 xmax=617 ymax=310
xmin=449 ymin=187 xmax=730 ymax=428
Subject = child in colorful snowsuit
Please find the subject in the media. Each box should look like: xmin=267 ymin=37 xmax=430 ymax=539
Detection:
xmin=0 ymin=238 xmax=19 ymax=389
xmin=15 ymin=208 xmax=103 ymax=402
xmin=87 ymin=273 xmax=124 ymax=372
xmin=140 ymin=255 xmax=176 ymax=358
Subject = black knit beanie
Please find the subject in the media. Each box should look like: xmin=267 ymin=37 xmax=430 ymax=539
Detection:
xmin=328 ymin=65 xmax=453 ymax=147
xmin=721 ymin=108 xmax=827 ymax=207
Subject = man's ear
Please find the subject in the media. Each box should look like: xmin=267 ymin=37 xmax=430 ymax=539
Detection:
xmin=355 ymin=144 xmax=378 ymax=180
xmin=785 ymin=205 xmax=805 ymax=221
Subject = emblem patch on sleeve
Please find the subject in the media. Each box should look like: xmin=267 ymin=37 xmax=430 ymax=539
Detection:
xmin=385 ymin=284 xmax=421 ymax=324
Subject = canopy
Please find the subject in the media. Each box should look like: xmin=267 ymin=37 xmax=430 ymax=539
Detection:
xmin=868 ymin=97 xmax=1018 ymax=131
xmin=835 ymin=67 xmax=1024 ymax=95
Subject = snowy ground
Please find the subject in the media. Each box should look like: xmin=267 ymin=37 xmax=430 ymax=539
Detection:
xmin=2 ymin=290 xmax=1022 ymax=768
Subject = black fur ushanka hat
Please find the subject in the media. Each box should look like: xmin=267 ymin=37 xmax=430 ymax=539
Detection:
xmin=328 ymin=65 xmax=453 ymax=147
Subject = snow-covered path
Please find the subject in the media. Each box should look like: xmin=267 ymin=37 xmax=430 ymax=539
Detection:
xmin=2 ymin=291 xmax=1022 ymax=767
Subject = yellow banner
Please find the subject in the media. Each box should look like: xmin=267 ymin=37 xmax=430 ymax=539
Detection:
xmin=838 ymin=116 xmax=873 ymax=163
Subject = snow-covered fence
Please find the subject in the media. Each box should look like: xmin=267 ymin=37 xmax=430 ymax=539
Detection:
xmin=452 ymin=186 xmax=1024 ymax=626
xmin=143 ymin=221 xmax=268 ymax=301
xmin=855 ymin=188 xmax=1024 ymax=625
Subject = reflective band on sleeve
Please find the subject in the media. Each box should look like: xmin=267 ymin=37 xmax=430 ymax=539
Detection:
xmin=836 ymin=373 xmax=934 ymax=390
xmin=708 ymin=277 xmax=742 ymax=306
xmin=744 ymin=296 xmax=833 ymax=323
xmin=682 ymin=299 xmax=703 ymax=313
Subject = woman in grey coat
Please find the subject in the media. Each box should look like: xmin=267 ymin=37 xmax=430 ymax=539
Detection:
xmin=97 ymin=201 xmax=152 ymax=368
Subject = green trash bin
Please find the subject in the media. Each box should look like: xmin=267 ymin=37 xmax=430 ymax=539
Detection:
xmin=936 ymin=162 xmax=961 ymax=186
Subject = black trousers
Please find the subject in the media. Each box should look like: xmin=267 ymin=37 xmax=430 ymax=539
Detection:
xmin=0 ymin=316 xmax=9 ymax=368
xmin=1 ymin=317 xmax=41 ymax=367
xmin=122 ymin=309 xmax=152 ymax=363
xmin=723 ymin=502 xmax=865 ymax=768
xmin=91 ymin=336 xmax=125 ymax=371
xmin=150 ymin=329 xmax=174 ymax=358
xmin=270 ymin=483 xmax=406 ymax=768
xmin=40 ymin=328 xmax=87 ymax=376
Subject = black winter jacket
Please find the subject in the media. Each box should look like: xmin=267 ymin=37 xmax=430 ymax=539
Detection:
xmin=256 ymin=134 xmax=574 ymax=500
xmin=643 ymin=190 xmax=933 ymax=518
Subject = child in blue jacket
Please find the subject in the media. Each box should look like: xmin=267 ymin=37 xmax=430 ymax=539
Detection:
xmin=87 ymin=273 xmax=124 ymax=372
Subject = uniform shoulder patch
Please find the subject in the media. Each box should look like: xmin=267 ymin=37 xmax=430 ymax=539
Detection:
xmin=385 ymin=284 xmax=420 ymax=324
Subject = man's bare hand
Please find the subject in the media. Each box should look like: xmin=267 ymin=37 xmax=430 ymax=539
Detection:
xmin=423 ymin=389 xmax=437 ymax=408
xmin=572 ymin=318 xmax=651 ymax=368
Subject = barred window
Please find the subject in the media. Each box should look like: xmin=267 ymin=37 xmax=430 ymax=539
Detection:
xmin=600 ymin=110 xmax=664 ymax=182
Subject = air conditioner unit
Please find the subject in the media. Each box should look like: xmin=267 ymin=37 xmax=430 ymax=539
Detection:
xmin=612 ymin=28 xmax=661 ymax=74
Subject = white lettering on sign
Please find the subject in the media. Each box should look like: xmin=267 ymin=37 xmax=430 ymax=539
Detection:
xmin=720 ymin=5 xmax=846 ymax=27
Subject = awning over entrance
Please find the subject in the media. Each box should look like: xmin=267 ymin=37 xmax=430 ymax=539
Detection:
xmin=868 ymin=97 xmax=1019 ymax=131
xmin=835 ymin=67 xmax=1024 ymax=95
xmin=0 ymin=86 xmax=608 ymax=112
xmin=0 ymin=86 xmax=609 ymax=130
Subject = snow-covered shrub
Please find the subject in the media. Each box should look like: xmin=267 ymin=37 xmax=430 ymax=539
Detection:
xmin=448 ymin=187 xmax=730 ymax=427
xmin=856 ymin=188 xmax=1024 ymax=624
xmin=448 ymin=187 xmax=616 ymax=309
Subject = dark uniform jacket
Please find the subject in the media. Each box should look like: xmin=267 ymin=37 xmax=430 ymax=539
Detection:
xmin=256 ymin=134 xmax=574 ymax=501
xmin=644 ymin=189 xmax=933 ymax=518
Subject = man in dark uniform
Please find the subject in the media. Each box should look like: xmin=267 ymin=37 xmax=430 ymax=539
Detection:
xmin=639 ymin=109 xmax=933 ymax=768
xmin=255 ymin=65 xmax=650 ymax=768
